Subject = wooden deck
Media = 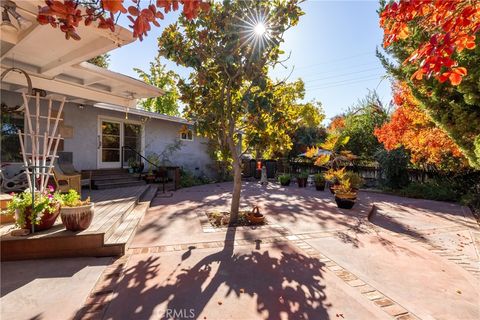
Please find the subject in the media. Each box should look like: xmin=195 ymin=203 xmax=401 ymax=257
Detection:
xmin=0 ymin=185 xmax=157 ymax=261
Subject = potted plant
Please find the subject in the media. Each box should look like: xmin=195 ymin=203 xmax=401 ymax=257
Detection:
xmin=313 ymin=173 xmax=326 ymax=191
xmin=278 ymin=174 xmax=291 ymax=186
xmin=58 ymin=190 xmax=94 ymax=231
xmin=334 ymin=173 xmax=362 ymax=209
xmin=297 ymin=171 xmax=309 ymax=188
xmin=334 ymin=179 xmax=357 ymax=209
xmin=6 ymin=186 xmax=61 ymax=232
xmin=127 ymin=158 xmax=136 ymax=174
xmin=324 ymin=168 xmax=345 ymax=194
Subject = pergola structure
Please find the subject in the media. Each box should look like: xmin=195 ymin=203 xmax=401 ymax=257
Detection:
xmin=0 ymin=0 xmax=163 ymax=107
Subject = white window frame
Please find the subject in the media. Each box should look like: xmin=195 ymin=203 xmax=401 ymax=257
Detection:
xmin=180 ymin=128 xmax=194 ymax=141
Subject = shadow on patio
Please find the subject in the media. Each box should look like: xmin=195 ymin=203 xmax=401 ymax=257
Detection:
xmin=75 ymin=228 xmax=330 ymax=320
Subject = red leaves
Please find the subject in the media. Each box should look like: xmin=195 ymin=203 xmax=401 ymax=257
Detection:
xmin=374 ymin=82 xmax=465 ymax=166
xmin=37 ymin=0 xmax=210 ymax=41
xmin=380 ymin=0 xmax=479 ymax=86
xmin=101 ymin=0 xmax=127 ymax=14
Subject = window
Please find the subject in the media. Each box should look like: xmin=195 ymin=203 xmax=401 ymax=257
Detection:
xmin=179 ymin=125 xmax=193 ymax=141
xmin=1 ymin=104 xmax=24 ymax=162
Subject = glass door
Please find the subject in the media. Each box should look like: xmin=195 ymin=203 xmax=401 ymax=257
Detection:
xmin=122 ymin=123 xmax=142 ymax=166
xmin=98 ymin=120 xmax=121 ymax=168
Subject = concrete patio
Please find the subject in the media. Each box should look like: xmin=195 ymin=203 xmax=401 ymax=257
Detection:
xmin=1 ymin=182 xmax=479 ymax=320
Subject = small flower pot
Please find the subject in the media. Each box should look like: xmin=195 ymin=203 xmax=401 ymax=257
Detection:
xmin=315 ymin=183 xmax=325 ymax=191
xmin=335 ymin=197 xmax=356 ymax=209
xmin=60 ymin=203 xmax=94 ymax=231
xmin=280 ymin=179 xmax=291 ymax=186
xmin=19 ymin=204 xmax=61 ymax=232
xmin=297 ymin=178 xmax=307 ymax=188
xmin=128 ymin=168 xmax=134 ymax=174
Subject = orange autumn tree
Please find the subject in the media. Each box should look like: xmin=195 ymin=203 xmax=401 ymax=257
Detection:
xmin=374 ymin=82 xmax=466 ymax=169
xmin=380 ymin=0 xmax=480 ymax=86
xmin=37 ymin=0 xmax=209 ymax=40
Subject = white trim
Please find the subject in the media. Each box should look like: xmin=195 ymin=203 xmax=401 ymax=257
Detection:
xmin=94 ymin=103 xmax=193 ymax=125
xmin=180 ymin=129 xmax=194 ymax=142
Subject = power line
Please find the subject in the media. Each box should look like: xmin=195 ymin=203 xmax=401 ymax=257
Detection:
xmin=293 ymin=51 xmax=374 ymax=70
xmin=307 ymin=75 xmax=385 ymax=91
xmin=302 ymin=67 xmax=383 ymax=83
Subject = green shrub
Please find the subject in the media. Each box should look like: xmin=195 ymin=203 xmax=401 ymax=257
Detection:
xmin=313 ymin=173 xmax=325 ymax=184
xmin=375 ymin=148 xmax=410 ymax=189
xmin=343 ymin=171 xmax=363 ymax=189
xmin=179 ymin=169 xmax=211 ymax=188
xmin=398 ymin=180 xmax=460 ymax=202
xmin=278 ymin=174 xmax=291 ymax=184
xmin=297 ymin=171 xmax=309 ymax=179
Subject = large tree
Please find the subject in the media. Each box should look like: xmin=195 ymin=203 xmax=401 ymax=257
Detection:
xmin=87 ymin=53 xmax=110 ymax=68
xmin=378 ymin=0 xmax=480 ymax=168
xmin=134 ymin=54 xmax=181 ymax=116
xmin=374 ymin=82 xmax=467 ymax=170
xmin=158 ymin=0 xmax=303 ymax=222
xmin=338 ymin=91 xmax=389 ymax=161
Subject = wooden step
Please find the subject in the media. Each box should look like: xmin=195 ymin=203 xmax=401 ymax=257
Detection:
xmin=95 ymin=180 xmax=146 ymax=190
xmin=104 ymin=186 xmax=157 ymax=254
xmin=0 ymin=185 xmax=151 ymax=261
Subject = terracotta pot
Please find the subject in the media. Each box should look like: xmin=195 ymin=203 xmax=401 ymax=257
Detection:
xmin=246 ymin=206 xmax=265 ymax=224
xmin=297 ymin=178 xmax=307 ymax=188
xmin=60 ymin=203 xmax=94 ymax=231
xmin=334 ymin=196 xmax=356 ymax=209
xmin=315 ymin=183 xmax=325 ymax=191
xmin=20 ymin=204 xmax=61 ymax=232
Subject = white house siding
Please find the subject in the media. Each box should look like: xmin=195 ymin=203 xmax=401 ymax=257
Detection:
xmin=1 ymin=90 xmax=213 ymax=176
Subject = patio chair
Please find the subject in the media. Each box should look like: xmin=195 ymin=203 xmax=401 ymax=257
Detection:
xmin=58 ymin=152 xmax=92 ymax=191
xmin=53 ymin=165 xmax=81 ymax=194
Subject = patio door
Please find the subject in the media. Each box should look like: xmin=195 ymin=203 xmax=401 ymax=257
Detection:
xmin=98 ymin=120 xmax=122 ymax=168
xmin=98 ymin=119 xmax=143 ymax=169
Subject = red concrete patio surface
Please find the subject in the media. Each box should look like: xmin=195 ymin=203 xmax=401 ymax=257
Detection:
xmin=1 ymin=182 xmax=479 ymax=320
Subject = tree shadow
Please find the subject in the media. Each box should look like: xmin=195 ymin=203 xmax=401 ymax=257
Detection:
xmin=76 ymin=228 xmax=330 ymax=320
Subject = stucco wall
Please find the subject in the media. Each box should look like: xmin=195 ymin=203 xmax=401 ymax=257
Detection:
xmin=1 ymin=90 xmax=213 ymax=176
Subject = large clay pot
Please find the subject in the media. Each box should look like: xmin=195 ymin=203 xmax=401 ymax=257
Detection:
xmin=60 ymin=203 xmax=94 ymax=231
xmin=334 ymin=193 xmax=357 ymax=209
xmin=20 ymin=204 xmax=61 ymax=232
xmin=315 ymin=183 xmax=325 ymax=191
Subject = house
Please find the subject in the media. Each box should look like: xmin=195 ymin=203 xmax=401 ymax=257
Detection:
xmin=0 ymin=1 xmax=213 ymax=191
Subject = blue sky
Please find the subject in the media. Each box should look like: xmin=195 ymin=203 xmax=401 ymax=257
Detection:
xmin=109 ymin=0 xmax=391 ymax=121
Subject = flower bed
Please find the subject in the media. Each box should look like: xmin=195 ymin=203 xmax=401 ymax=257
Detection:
xmin=206 ymin=210 xmax=267 ymax=228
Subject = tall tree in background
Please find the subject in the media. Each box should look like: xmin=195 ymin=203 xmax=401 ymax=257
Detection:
xmin=158 ymin=0 xmax=303 ymax=222
xmin=339 ymin=91 xmax=389 ymax=161
xmin=87 ymin=54 xmax=110 ymax=68
xmin=134 ymin=55 xmax=181 ymax=116
xmin=378 ymin=0 xmax=480 ymax=168
xmin=374 ymin=82 xmax=467 ymax=170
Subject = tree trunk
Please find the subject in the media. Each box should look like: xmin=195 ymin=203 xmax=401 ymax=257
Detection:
xmin=230 ymin=157 xmax=242 ymax=225
xmin=227 ymin=130 xmax=242 ymax=225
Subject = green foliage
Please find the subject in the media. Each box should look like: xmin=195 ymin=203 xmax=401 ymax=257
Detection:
xmin=297 ymin=171 xmax=309 ymax=179
xmin=157 ymin=0 xmax=304 ymax=218
xmin=57 ymin=189 xmax=90 ymax=207
xmin=134 ymin=54 xmax=181 ymax=116
xmin=278 ymin=174 xmax=291 ymax=184
xmin=179 ymin=169 xmax=211 ymax=188
xmin=313 ymin=173 xmax=325 ymax=184
xmin=6 ymin=188 xmax=60 ymax=228
xmin=343 ymin=171 xmax=363 ymax=190
xmin=398 ymin=180 xmax=459 ymax=202
xmin=289 ymin=126 xmax=327 ymax=158
xmin=298 ymin=101 xmax=325 ymax=128
xmin=376 ymin=5 xmax=480 ymax=168
xmin=87 ymin=54 xmax=110 ymax=68
xmin=339 ymin=91 xmax=388 ymax=160
xmin=375 ymin=148 xmax=410 ymax=189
